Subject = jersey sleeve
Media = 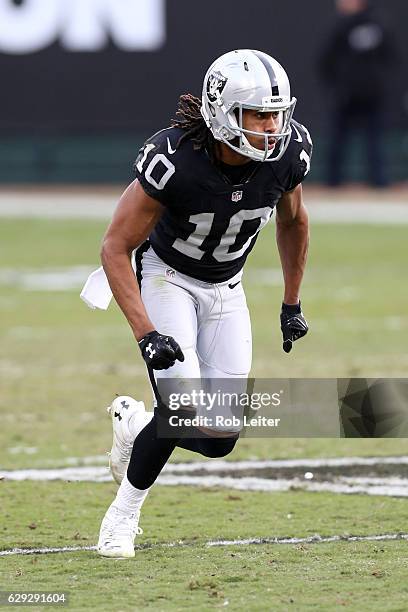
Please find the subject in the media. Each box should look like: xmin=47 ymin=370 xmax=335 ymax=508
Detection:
xmin=283 ymin=121 xmax=313 ymax=192
xmin=134 ymin=129 xmax=177 ymax=205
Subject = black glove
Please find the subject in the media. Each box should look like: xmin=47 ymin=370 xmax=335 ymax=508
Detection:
xmin=138 ymin=330 xmax=185 ymax=370
xmin=280 ymin=302 xmax=308 ymax=354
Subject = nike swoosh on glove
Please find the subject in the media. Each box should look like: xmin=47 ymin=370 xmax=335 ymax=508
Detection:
xmin=280 ymin=302 xmax=309 ymax=354
xmin=138 ymin=330 xmax=185 ymax=370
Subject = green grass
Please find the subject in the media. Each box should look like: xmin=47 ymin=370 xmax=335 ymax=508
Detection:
xmin=1 ymin=218 xmax=407 ymax=468
xmin=1 ymin=482 xmax=408 ymax=611
xmin=1 ymin=216 xmax=407 ymax=610
xmin=4 ymin=541 xmax=408 ymax=611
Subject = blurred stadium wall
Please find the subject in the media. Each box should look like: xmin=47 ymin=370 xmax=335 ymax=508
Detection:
xmin=0 ymin=0 xmax=407 ymax=184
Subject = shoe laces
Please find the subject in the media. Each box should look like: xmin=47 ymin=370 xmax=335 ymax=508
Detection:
xmin=105 ymin=511 xmax=143 ymax=541
xmin=119 ymin=440 xmax=134 ymax=463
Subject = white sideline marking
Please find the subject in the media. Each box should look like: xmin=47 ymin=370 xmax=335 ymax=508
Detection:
xmin=6 ymin=454 xmax=408 ymax=470
xmin=3 ymin=467 xmax=408 ymax=497
xmin=207 ymin=533 xmax=408 ymax=547
xmin=3 ymin=454 xmax=408 ymax=480
xmin=0 ymin=266 xmax=94 ymax=291
xmin=0 ymin=546 xmax=97 ymax=556
xmin=163 ymin=456 xmax=408 ymax=470
xmin=0 ymin=466 xmax=111 ymax=482
xmin=158 ymin=475 xmax=408 ymax=497
xmin=1 ymin=533 xmax=408 ymax=557
xmin=308 ymin=203 xmax=408 ymax=225
xmin=2 ymin=456 xmax=408 ymax=497
xmin=17 ymin=455 xmax=108 ymax=467
xmin=8 ymin=446 xmax=38 ymax=455
xmin=0 ymin=193 xmax=117 ymax=219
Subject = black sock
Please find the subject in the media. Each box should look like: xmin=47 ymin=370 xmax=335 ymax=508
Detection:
xmin=127 ymin=413 xmax=180 ymax=489
xmin=176 ymin=436 xmax=200 ymax=453
xmin=177 ymin=431 xmax=239 ymax=458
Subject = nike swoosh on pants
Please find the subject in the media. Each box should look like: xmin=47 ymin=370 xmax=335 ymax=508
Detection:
xmin=228 ymin=281 xmax=240 ymax=290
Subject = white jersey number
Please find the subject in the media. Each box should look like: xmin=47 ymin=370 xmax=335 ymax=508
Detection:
xmin=300 ymin=149 xmax=311 ymax=175
xmin=173 ymin=208 xmax=272 ymax=262
xmin=213 ymin=208 xmax=272 ymax=262
xmin=136 ymin=144 xmax=175 ymax=190
xmin=137 ymin=143 xmax=273 ymax=262
xmin=294 ymin=122 xmax=312 ymax=176
xmin=172 ymin=213 xmax=215 ymax=261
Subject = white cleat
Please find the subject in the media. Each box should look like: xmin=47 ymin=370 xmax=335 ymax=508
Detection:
xmin=107 ymin=395 xmax=153 ymax=485
xmin=97 ymin=505 xmax=142 ymax=559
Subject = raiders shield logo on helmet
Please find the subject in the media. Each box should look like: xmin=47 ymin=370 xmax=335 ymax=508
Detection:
xmin=207 ymin=71 xmax=228 ymax=103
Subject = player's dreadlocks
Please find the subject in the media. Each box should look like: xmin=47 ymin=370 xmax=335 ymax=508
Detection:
xmin=171 ymin=93 xmax=218 ymax=162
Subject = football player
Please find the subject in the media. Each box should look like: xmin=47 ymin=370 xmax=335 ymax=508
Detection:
xmin=94 ymin=49 xmax=312 ymax=557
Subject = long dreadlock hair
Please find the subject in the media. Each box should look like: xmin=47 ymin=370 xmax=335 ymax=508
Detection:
xmin=171 ymin=93 xmax=219 ymax=162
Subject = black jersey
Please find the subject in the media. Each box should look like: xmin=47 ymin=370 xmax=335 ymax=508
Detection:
xmin=134 ymin=120 xmax=312 ymax=283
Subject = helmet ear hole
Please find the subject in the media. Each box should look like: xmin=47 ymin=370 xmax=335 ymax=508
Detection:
xmin=209 ymin=104 xmax=216 ymax=118
xmin=220 ymin=127 xmax=232 ymax=140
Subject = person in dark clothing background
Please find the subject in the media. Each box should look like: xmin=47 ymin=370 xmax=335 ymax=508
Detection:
xmin=319 ymin=0 xmax=398 ymax=187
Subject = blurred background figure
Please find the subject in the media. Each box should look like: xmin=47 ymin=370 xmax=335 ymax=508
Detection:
xmin=318 ymin=0 xmax=399 ymax=187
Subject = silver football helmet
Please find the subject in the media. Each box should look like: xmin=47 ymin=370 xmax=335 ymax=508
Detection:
xmin=201 ymin=49 xmax=297 ymax=162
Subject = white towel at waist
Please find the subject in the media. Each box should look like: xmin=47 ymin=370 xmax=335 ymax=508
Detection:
xmin=80 ymin=252 xmax=136 ymax=310
xmin=80 ymin=266 xmax=113 ymax=310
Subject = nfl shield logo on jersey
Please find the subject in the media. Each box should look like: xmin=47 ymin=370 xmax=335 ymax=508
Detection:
xmin=165 ymin=268 xmax=176 ymax=278
xmin=231 ymin=190 xmax=243 ymax=203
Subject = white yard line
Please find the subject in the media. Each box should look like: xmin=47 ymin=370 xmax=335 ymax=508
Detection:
xmin=1 ymin=533 xmax=408 ymax=557
xmin=8 ymin=453 xmax=408 ymax=469
xmin=163 ymin=456 xmax=408 ymax=470
xmin=2 ymin=456 xmax=408 ymax=497
xmin=3 ymin=454 xmax=408 ymax=473
xmin=206 ymin=533 xmax=408 ymax=547
xmin=0 ymin=192 xmax=117 ymax=219
xmin=159 ymin=474 xmax=408 ymax=497
xmin=0 ymin=546 xmax=97 ymax=556
xmin=2 ymin=456 xmax=407 ymax=557
xmin=307 ymin=203 xmax=408 ymax=224
xmin=9 ymin=454 xmax=408 ymax=470
xmin=1 ymin=466 xmax=111 ymax=482
xmin=0 ymin=266 xmax=95 ymax=291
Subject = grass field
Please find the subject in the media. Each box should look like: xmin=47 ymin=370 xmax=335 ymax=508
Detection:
xmin=2 ymin=482 xmax=408 ymax=611
xmin=1 ymin=203 xmax=408 ymax=610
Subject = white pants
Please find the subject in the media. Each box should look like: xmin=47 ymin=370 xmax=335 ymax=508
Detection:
xmin=138 ymin=246 xmax=252 ymax=431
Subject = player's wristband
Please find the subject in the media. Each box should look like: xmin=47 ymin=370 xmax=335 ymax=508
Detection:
xmin=281 ymin=301 xmax=301 ymax=315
